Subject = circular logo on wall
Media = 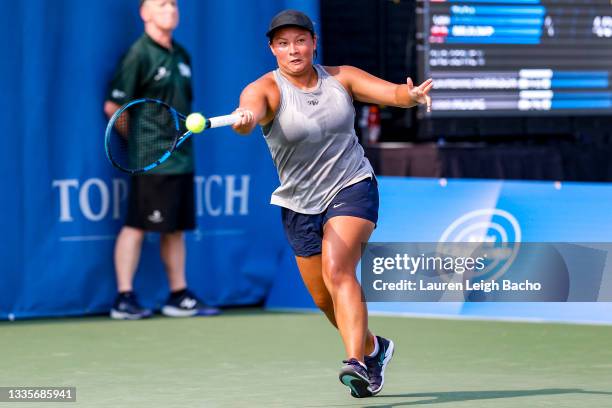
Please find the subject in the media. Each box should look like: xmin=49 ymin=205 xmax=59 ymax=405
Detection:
xmin=438 ymin=208 xmax=522 ymax=282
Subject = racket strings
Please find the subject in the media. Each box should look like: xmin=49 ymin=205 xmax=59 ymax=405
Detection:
xmin=107 ymin=101 xmax=179 ymax=172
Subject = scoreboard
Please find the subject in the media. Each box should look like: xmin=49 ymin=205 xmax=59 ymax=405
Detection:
xmin=418 ymin=0 xmax=612 ymax=116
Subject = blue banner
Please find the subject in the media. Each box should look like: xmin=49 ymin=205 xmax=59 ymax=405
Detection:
xmin=1 ymin=0 xmax=320 ymax=319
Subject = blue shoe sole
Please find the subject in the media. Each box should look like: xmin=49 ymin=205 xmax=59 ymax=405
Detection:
xmin=339 ymin=370 xmax=372 ymax=398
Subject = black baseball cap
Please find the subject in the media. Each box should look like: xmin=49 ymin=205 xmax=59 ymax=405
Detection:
xmin=266 ymin=10 xmax=315 ymax=39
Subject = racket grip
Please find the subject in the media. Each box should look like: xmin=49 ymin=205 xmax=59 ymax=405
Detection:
xmin=207 ymin=114 xmax=241 ymax=129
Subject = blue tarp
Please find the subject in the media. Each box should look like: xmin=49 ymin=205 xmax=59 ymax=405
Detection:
xmin=1 ymin=0 xmax=320 ymax=319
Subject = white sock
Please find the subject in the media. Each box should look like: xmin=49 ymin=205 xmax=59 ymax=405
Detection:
xmin=368 ymin=335 xmax=379 ymax=357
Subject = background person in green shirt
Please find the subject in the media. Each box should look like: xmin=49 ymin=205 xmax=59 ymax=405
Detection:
xmin=104 ymin=0 xmax=219 ymax=319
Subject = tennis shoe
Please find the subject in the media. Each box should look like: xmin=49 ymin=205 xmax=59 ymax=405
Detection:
xmin=339 ymin=358 xmax=372 ymax=398
xmin=161 ymin=289 xmax=220 ymax=317
xmin=364 ymin=336 xmax=395 ymax=395
xmin=110 ymin=292 xmax=153 ymax=320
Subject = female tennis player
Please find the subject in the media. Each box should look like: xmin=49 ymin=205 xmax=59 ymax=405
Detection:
xmin=231 ymin=10 xmax=432 ymax=398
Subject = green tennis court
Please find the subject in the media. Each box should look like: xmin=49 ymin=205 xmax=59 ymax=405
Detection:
xmin=2 ymin=310 xmax=611 ymax=407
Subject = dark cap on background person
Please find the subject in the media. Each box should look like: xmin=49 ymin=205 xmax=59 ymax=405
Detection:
xmin=266 ymin=10 xmax=315 ymax=39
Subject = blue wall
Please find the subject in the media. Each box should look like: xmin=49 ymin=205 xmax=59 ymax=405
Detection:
xmin=0 ymin=0 xmax=320 ymax=319
xmin=266 ymin=177 xmax=612 ymax=324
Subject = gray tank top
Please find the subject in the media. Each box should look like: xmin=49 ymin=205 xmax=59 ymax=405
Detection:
xmin=263 ymin=64 xmax=374 ymax=214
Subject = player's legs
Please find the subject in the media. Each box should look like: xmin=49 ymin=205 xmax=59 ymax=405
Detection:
xmin=160 ymin=231 xmax=187 ymax=291
xmin=114 ymin=226 xmax=145 ymax=292
xmin=321 ymin=215 xmax=374 ymax=362
xmin=296 ymin=254 xmax=375 ymax=354
xmin=296 ymin=255 xmax=336 ymax=325
xmin=281 ymin=179 xmax=381 ymax=396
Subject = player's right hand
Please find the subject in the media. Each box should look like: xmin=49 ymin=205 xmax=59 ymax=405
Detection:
xmin=232 ymin=107 xmax=255 ymax=135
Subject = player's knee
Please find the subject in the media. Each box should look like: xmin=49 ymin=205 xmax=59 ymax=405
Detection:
xmin=323 ymin=262 xmax=354 ymax=288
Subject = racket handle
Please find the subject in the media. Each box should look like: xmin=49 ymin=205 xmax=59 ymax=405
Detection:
xmin=207 ymin=114 xmax=241 ymax=129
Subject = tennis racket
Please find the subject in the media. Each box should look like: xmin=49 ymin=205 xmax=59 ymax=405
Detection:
xmin=104 ymin=98 xmax=239 ymax=174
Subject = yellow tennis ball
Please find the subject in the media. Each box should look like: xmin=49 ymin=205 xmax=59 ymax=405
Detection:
xmin=186 ymin=113 xmax=206 ymax=133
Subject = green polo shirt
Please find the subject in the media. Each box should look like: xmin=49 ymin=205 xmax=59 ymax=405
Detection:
xmin=107 ymin=33 xmax=194 ymax=174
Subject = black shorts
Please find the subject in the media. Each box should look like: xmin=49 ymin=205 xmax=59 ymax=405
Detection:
xmin=281 ymin=177 xmax=379 ymax=257
xmin=126 ymin=173 xmax=196 ymax=232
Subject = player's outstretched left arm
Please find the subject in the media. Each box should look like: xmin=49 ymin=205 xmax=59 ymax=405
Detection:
xmin=331 ymin=65 xmax=433 ymax=112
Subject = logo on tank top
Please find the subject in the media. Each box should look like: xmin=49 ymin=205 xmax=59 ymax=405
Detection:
xmin=307 ymin=99 xmax=319 ymax=106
